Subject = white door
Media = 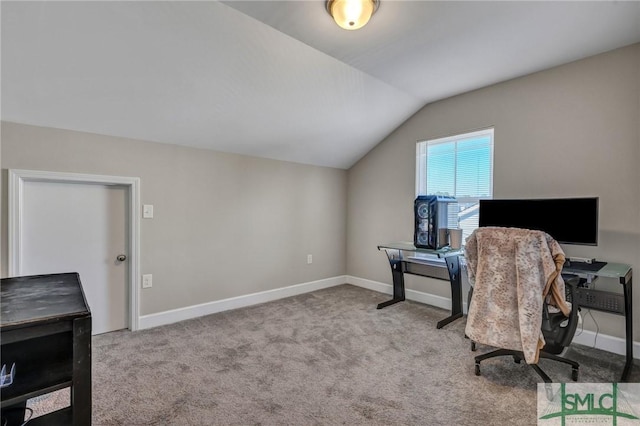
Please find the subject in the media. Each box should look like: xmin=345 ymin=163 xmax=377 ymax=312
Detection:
xmin=20 ymin=180 xmax=129 ymax=335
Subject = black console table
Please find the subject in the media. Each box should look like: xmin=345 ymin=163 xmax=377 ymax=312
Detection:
xmin=378 ymin=242 xmax=462 ymax=329
xmin=1 ymin=273 xmax=92 ymax=426
xmin=562 ymin=261 xmax=633 ymax=382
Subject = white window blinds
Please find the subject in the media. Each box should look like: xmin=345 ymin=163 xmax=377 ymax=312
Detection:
xmin=416 ymin=128 xmax=494 ymax=241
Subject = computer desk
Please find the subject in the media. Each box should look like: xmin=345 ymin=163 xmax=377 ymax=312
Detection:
xmin=563 ymin=261 xmax=633 ymax=382
xmin=377 ymin=245 xmax=634 ymax=381
xmin=377 ymin=242 xmax=463 ymax=329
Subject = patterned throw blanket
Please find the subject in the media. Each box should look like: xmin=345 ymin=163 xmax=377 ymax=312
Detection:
xmin=464 ymin=227 xmax=570 ymax=364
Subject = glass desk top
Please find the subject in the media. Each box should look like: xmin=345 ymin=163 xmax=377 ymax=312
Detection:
xmin=377 ymin=242 xmax=462 ymax=258
xmin=563 ymin=262 xmax=632 ymax=283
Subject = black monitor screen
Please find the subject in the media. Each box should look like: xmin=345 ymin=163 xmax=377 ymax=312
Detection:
xmin=478 ymin=197 xmax=599 ymax=245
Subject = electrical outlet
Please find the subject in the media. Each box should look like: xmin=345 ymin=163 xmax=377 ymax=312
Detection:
xmin=307 ymin=254 xmax=313 ymax=264
xmin=142 ymin=274 xmax=153 ymax=288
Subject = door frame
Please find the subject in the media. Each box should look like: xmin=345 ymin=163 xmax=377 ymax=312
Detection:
xmin=8 ymin=169 xmax=141 ymax=331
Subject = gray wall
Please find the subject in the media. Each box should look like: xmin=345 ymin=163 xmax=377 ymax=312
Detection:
xmin=347 ymin=43 xmax=640 ymax=339
xmin=1 ymin=122 xmax=348 ymax=315
xmin=2 ymin=43 xmax=639 ymax=340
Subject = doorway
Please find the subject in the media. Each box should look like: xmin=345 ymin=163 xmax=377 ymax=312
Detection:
xmin=8 ymin=169 xmax=140 ymax=333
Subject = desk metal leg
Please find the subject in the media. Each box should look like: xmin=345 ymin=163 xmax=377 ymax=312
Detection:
xmin=437 ymin=255 xmax=463 ymax=329
xmin=377 ymin=257 xmax=406 ymax=309
xmin=621 ymin=275 xmax=633 ymax=382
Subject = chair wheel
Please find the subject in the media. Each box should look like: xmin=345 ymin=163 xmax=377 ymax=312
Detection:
xmin=471 ymin=342 xmax=477 ymax=351
xmin=572 ymin=368 xmax=579 ymax=381
xmin=475 ymin=363 xmax=481 ymax=376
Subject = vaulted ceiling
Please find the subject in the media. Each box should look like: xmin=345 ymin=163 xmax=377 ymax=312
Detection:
xmin=2 ymin=1 xmax=639 ymax=169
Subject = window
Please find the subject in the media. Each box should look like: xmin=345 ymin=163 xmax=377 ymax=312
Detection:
xmin=416 ymin=128 xmax=494 ymax=242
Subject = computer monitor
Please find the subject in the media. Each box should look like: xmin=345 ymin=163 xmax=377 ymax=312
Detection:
xmin=478 ymin=197 xmax=599 ymax=245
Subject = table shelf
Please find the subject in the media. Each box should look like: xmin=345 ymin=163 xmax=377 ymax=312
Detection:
xmin=29 ymin=407 xmax=73 ymax=426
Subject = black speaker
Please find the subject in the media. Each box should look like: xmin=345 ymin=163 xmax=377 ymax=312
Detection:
xmin=414 ymin=195 xmax=457 ymax=249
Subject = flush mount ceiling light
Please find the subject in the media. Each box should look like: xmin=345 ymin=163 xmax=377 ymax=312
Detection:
xmin=326 ymin=0 xmax=379 ymax=30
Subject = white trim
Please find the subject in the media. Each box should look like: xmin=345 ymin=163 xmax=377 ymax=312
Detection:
xmin=415 ymin=142 xmax=427 ymax=197
xmin=347 ymin=275 xmax=640 ymax=359
xmin=415 ymin=127 xmax=494 ymax=200
xmin=8 ymin=169 xmax=141 ymax=331
xmin=572 ymin=329 xmax=640 ymax=360
xmin=138 ymin=275 xmax=346 ymax=330
xmin=346 ymin=275 xmax=469 ymax=312
xmin=418 ymin=127 xmax=495 ymax=147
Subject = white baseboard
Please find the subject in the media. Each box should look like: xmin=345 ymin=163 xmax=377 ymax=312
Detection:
xmin=572 ymin=329 xmax=640 ymax=360
xmin=138 ymin=275 xmax=346 ymax=330
xmin=347 ymin=275 xmax=640 ymax=360
xmin=346 ymin=275 xmax=469 ymax=313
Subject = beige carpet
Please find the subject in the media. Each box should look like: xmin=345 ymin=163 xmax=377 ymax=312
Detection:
xmin=28 ymin=284 xmax=637 ymax=425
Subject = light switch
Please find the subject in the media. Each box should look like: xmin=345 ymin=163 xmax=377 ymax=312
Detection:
xmin=142 ymin=274 xmax=152 ymax=288
xmin=143 ymin=204 xmax=154 ymax=219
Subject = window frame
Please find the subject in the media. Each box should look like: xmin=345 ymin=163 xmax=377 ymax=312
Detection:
xmin=415 ymin=128 xmax=495 ymax=240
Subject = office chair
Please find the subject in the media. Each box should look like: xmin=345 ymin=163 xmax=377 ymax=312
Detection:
xmin=464 ymin=227 xmax=580 ymax=383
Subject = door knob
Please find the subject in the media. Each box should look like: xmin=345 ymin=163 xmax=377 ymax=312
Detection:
xmin=116 ymin=254 xmax=127 ymax=262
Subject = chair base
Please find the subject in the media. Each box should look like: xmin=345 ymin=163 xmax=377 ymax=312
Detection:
xmin=474 ymin=348 xmax=579 ymax=383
